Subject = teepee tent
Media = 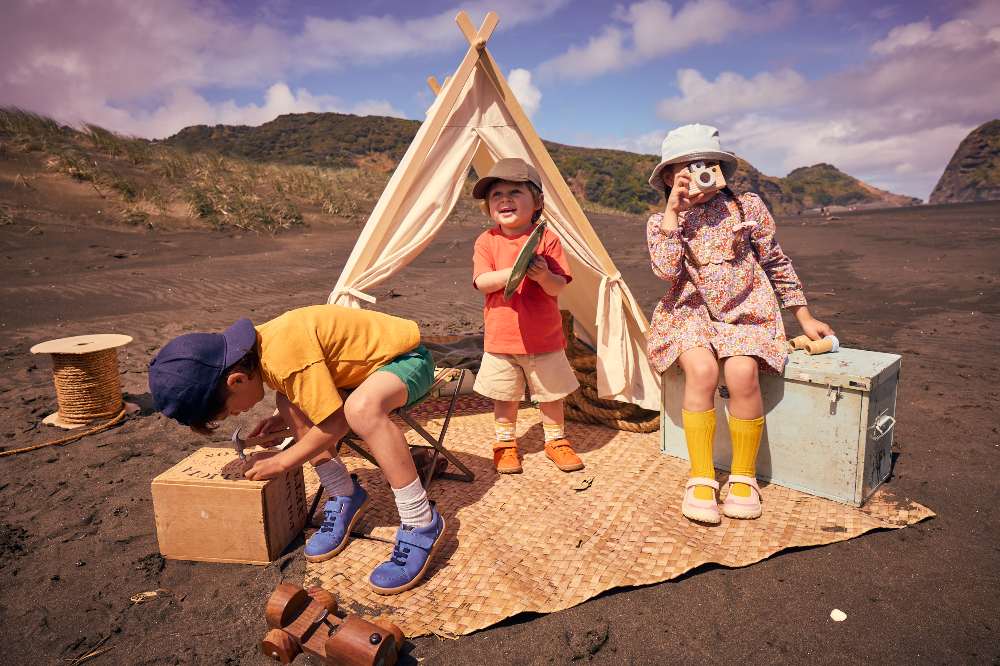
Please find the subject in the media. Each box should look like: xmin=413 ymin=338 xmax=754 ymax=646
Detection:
xmin=327 ymin=11 xmax=661 ymax=411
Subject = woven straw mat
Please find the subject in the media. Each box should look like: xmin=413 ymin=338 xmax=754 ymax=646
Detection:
xmin=302 ymin=395 xmax=933 ymax=638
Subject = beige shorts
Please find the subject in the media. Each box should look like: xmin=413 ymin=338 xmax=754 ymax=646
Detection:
xmin=474 ymin=350 xmax=580 ymax=403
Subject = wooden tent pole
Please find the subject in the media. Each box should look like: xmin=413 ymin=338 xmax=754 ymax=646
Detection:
xmin=427 ymin=75 xmax=496 ymax=179
xmin=348 ymin=11 xmax=498 ymax=274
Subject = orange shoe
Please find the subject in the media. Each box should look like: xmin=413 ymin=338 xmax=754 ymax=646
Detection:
xmin=493 ymin=441 xmax=522 ymax=474
xmin=544 ymin=438 xmax=584 ymax=472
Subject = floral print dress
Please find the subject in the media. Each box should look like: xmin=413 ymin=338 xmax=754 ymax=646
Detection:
xmin=646 ymin=191 xmax=807 ymax=375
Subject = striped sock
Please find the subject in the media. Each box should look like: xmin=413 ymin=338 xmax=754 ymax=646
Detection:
xmin=542 ymin=422 xmax=565 ymax=442
xmin=495 ymin=419 xmax=516 ymax=442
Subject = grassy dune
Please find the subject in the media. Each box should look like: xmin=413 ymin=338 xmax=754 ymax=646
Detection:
xmin=0 ymin=108 xmax=394 ymax=232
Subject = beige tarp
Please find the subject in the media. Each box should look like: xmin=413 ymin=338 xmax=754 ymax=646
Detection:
xmin=328 ymin=58 xmax=660 ymax=410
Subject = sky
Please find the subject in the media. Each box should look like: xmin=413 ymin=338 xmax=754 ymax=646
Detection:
xmin=2 ymin=0 xmax=998 ymax=200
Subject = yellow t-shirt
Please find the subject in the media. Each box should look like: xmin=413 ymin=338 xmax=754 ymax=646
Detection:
xmin=256 ymin=304 xmax=420 ymax=425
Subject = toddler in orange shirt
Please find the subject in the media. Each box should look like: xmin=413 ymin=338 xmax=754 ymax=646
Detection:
xmin=471 ymin=158 xmax=584 ymax=474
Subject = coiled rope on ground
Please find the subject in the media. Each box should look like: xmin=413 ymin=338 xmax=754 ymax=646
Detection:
xmin=2 ymin=341 xmax=131 ymax=458
xmin=50 ymin=349 xmax=125 ymax=424
xmin=561 ymin=312 xmax=660 ymax=434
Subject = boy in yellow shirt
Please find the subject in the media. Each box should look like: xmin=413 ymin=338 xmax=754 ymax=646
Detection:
xmin=148 ymin=304 xmax=444 ymax=595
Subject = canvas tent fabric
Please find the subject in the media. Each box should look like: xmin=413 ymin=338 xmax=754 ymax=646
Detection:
xmin=327 ymin=18 xmax=660 ymax=410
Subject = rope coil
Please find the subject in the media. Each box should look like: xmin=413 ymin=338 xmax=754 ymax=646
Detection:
xmin=1 ymin=334 xmax=135 ymax=458
xmin=561 ymin=312 xmax=660 ymax=434
xmin=50 ymin=349 xmax=124 ymax=424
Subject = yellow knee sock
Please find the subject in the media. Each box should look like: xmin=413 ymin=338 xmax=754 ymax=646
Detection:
xmin=682 ymin=408 xmax=716 ymax=500
xmin=728 ymin=414 xmax=765 ymax=497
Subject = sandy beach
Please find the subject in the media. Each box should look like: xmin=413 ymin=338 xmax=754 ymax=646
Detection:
xmin=1 ymin=201 xmax=998 ymax=664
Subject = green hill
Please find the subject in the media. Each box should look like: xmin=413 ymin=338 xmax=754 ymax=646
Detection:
xmin=166 ymin=112 xmax=417 ymax=169
xmin=0 ymin=107 xmax=395 ymax=232
xmin=784 ymin=163 xmax=920 ymax=209
xmin=165 ymin=112 xmax=919 ymax=216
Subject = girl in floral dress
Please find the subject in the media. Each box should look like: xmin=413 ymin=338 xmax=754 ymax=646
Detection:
xmin=646 ymin=124 xmax=834 ymax=523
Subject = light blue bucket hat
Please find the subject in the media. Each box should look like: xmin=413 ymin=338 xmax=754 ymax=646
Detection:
xmin=648 ymin=124 xmax=738 ymax=191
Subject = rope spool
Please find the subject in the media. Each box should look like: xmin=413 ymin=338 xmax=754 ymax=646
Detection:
xmin=29 ymin=334 xmax=138 ymax=429
xmin=560 ymin=311 xmax=660 ymax=434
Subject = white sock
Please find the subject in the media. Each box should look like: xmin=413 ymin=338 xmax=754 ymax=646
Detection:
xmin=313 ymin=458 xmax=355 ymax=498
xmin=392 ymin=477 xmax=433 ymax=528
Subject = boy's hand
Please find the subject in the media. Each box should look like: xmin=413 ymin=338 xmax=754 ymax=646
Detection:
xmin=244 ymin=451 xmax=287 ymax=480
xmin=474 ymin=267 xmax=514 ymax=294
xmin=526 ymin=256 xmax=550 ymax=281
xmin=248 ymin=414 xmax=287 ymax=446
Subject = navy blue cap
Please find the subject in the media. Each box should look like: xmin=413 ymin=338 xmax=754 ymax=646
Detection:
xmin=148 ymin=318 xmax=257 ymax=426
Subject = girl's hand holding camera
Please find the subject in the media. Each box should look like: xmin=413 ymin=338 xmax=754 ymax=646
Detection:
xmin=661 ymin=170 xmax=714 ymax=232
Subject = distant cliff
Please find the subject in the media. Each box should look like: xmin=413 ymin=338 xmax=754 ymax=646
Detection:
xmin=929 ymin=120 xmax=1000 ymax=204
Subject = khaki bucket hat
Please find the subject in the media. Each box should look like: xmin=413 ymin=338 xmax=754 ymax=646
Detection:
xmin=473 ymin=157 xmax=542 ymax=199
xmin=648 ymin=124 xmax=738 ymax=191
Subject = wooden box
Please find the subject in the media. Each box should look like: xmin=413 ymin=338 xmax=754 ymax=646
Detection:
xmin=151 ymin=447 xmax=308 ymax=564
xmin=660 ymin=347 xmax=901 ymax=506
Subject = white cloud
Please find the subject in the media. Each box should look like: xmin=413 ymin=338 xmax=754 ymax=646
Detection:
xmin=724 ymin=114 xmax=974 ymax=194
xmin=588 ymin=128 xmax=665 ymax=155
xmin=507 ymin=68 xmax=542 ymax=117
xmin=64 ymin=83 xmax=404 ymax=139
xmin=536 ymin=27 xmax=631 ymax=81
xmin=870 ymin=18 xmax=934 ymax=55
xmin=657 ymin=68 xmax=807 ymax=121
xmin=267 ymin=0 xmax=571 ymax=67
xmin=650 ymin=3 xmax=1000 ymax=199
xmin=871 ymin=17 xmax=996 ymax=55
xmin=349 ymin=100 xmax=407 ymax=119
xmin=537 ymin=0 xmax=794 ymax=81
xmin=0 ymin=0 xmax=566 ymax=137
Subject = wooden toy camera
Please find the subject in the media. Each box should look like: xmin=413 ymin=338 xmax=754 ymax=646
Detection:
xmin=261 ymin=583 xmax=404 ymax=666
xmin=687 ymin=160 xmax=726 ymax=196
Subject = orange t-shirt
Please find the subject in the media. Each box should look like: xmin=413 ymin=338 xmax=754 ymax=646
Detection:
xmin=472 ymin=224 xmax=573 ymax=355
xmin=256 ymin=305 xmax=420 ymax=425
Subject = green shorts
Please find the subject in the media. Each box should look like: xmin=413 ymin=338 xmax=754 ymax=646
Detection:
xmin=376 ymin=344 xmax=435 ymax=407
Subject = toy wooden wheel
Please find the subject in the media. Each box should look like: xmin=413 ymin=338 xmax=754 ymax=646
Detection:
xmin=323 ymin=616 xmax=399 ymax=666
xmin=265 ymin=583 xmax=311 ymax=629
xmin=307 ymin=586 xmax=338 ymax=615
xmin=261 ymin=628 xmax=299 ymax=664
xmin=372 ymin=618 xmax=405 ymax=651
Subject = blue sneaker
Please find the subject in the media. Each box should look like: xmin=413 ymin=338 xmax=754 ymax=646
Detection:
xmin=304 ymin=477 xmax=369 ymax=563
xmin=369 ymin=507 xmax=446 ymax=595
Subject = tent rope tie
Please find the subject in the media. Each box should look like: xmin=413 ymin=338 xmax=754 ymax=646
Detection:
xmin=2 ymin=347 xmax=130 ymax=458
xmin=560 ymin=311 xmax=660 ymax=434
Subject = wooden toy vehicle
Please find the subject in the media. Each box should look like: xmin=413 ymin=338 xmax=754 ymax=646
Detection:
xmin=260 ymin=583 xmax=404 ymax=666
